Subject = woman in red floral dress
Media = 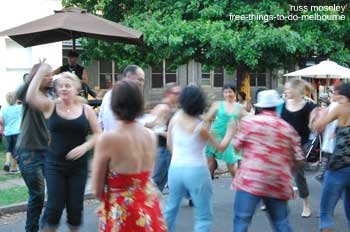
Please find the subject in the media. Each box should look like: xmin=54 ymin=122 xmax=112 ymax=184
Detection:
xmin=92 ymin=80 xmax=167 ymax=232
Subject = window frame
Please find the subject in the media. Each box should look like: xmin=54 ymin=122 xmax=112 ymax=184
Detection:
xmin=200 ymin=65 xmax=224 ymax=88
xmin=98 ymin=60 xmax=119 ymax=89
xmin=151 ymin=59 xmax=178 ymax=89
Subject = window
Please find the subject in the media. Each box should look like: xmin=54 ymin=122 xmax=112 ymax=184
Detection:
xmin=250 ymin=72 xmax=266 ymax=87
xmin=98 ymin=60 xmax=119 ymax=89
xmin=213 ymin=67 xmax=224 ymax=87
xmin=200 ymin=65 xmax=224 ymax=87
xmin=151 ymin=60 xmax=178 ymax=88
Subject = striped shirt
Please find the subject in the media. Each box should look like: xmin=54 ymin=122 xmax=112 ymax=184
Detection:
xmin=232 ymin=111 xmax=304 ymax=200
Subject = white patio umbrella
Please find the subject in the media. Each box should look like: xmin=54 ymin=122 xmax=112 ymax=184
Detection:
xmin=284 ymin=60 xmax=350 ymax=79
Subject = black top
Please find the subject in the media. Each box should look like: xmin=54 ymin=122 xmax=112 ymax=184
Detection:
xmin=158 ymin=104 xmax=176 ymax=148
xmin=281 ymin=102 xmax=316 ymax=145
xmin=47 ymin=105 xmax=89 ymax=167
xmin=15 ymin=82 xmax=49 ymax=150
xmin=60 ymin=64 xmax=84 ymax=80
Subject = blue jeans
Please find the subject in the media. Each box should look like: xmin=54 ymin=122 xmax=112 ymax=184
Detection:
xmin=234 ymin=190 xmax=293 ymax=232
xmin=319 ymin=167 xmax=350 ymax=230
xmin=152 ymin=147 xmax=171 ymax=191
xmin=164 ymin=166 xmax=213 ymax=232
xmin=41 ymin=160 xmax=87 ymax=230
xmin=17 ymin=149 xmax=46 ymax=232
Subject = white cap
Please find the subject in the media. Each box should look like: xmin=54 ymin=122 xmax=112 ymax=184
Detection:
xmin=254 ymin=90 xmax=284 ymax=108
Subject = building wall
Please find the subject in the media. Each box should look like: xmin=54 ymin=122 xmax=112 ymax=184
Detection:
xmin=0 ymin=0 xmax=62 ymax=105
xmin=143 ymin=59 xmax=239 ymax=108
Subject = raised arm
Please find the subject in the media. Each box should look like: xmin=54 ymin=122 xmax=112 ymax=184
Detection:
xmin=26 ymin=63 xmax=54 ymax=115
xmin=313 ymin=106 xmax=339 ymax=133
xmin=51 ymin=67 xmax=61 ymax=76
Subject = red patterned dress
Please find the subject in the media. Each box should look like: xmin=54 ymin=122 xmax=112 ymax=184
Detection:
xmin=98 ymin=171 xmax=167 ymax=232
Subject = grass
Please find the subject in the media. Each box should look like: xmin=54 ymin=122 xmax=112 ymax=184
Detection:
xmin=0 ymin=174 xmax=21 ymax=182
xmin=0 ymin=140 xmax=22 ymax=182
xmin=0 ymin=185 xmax=28 ymax=206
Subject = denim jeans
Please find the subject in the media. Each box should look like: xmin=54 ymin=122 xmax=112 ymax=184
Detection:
xmin=319 ymin=167 xmax=350 ymax=230
xmin=17 ymin=149 xmax=46 ymax=232
xmin=234 ymin=190 xmax=293 ymax=232
xmin=41 ymin=161 xmax=87 ymax=230
xmin=164 ymin=166 xmax=213 ymax=232
xmin=152 ymin=147 xmax=171 ymax=191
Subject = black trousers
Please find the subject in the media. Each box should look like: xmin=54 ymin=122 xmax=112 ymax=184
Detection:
xmin=293 ymin=166 xmax=309 ymax=199
xmin=41 ymin=161 xmax=87 ymax=230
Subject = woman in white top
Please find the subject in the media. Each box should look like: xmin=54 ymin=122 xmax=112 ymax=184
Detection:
xmin=164 ymin=85 xmax=233 ymax=232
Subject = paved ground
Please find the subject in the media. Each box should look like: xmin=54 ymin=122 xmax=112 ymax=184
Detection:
xmin=0 ymin=172 xmax=348 ymax=232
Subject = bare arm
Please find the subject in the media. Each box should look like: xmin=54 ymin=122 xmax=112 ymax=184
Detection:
xmin=66 ymin=105 xmax=102 ymax=160
xmin=166 ymin=115 xmax=176 ymax=152
xmin=26 ymin=63 xmax=54 ymax=115
xmin=145 ymin=104 xmax=170 ymax=131
xmin=203 ymin=101 xmax=219 ymax=123
xmin=83 ymin=105 xmax=102 ymax=149
xmin=313 ymin=106 xmax=339 ymax=132
xmin=82 ymin=69 xmax=88 ymax=84
xmin=200 ymin=120 xmax=236 ymax=152
xmin=51 ymin=67 xmax=61 ymax=76
xmin=92 ymin=134 xmax=110 ymax=201
xmin=0 ymin=115 xmax=4 ymax=134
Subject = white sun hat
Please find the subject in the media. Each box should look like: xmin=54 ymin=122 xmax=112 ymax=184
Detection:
xmin=254 ymin=90 xmax=284 ymax=108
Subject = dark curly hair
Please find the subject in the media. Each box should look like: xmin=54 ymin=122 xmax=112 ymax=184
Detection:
xmin=179 ymin=85 xmax=206 ymax=116
xmin=111 ymin=80 xmax=144 ymax=121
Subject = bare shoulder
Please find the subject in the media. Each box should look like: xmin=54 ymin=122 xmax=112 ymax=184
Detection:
xmin=97 ymin=132 xmax=116 ymax=146
xmin=83 ymin=104 xmax=94 ymax=113
xmin=143 ymin=127 xmax=157 ymax=142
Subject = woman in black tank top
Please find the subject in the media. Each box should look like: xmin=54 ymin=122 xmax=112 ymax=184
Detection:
xmin=26 ymin=64 xmax=101 ymax=231
xmin=282 ymin=78 xmax=315 ymax=218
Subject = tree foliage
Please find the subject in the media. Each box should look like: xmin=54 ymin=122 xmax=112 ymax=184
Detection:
xmin=62 ymin=0 xmax=350 ymax=70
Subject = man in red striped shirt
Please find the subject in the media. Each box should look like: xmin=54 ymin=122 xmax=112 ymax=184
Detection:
xmin=232 ymin=90 xmax=305 ymax=232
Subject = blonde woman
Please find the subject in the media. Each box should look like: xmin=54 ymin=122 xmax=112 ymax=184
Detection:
xmin=26 ymin=62 xmax=101 ymax=232
xmin=281 ymin=78 xmax=316 ymax=218
xmin=0 ymin=92 xmax=22 ymax=172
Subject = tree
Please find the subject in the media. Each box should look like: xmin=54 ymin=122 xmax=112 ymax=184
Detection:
xmin=62 ymin=0 xmax=350 ymax=76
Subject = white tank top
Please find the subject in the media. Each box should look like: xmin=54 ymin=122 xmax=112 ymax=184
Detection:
xmin=171 ymin=120 xmax=207 ymax=167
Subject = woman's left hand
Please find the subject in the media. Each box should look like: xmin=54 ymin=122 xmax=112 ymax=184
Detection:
xmin=66 ymin=145 xmax=88 ymax=160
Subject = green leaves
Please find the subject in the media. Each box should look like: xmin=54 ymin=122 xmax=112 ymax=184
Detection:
xmin=63 ymin=0 xmax=350 ymax=70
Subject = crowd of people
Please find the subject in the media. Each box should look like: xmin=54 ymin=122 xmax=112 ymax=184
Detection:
xmin=1 ymin=56 xmax=349 ymax=232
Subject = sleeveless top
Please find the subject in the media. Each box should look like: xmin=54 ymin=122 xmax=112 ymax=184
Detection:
xmin=281 ymin=102 xmax=315 ymax=145
xmin=47 ymin=105 xmax=89 ymax=166
xmin=98 ymin=171 xmax=167 ymax=232
xmin=328 ymin=125 xmax=350 ymax=170
xmin=211 ymin=101 xmax=241 ymax=137
xmin=171 ymin=119 xmax=207 ymax=167
xmin=205 ymin=101 xmax=241 ymax=162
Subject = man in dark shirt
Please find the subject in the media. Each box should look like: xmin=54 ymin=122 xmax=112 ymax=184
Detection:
xmin=52 ymin=50 xmax=96 ymax=99
xmin=16 ymin=63 xmax=52 ymax=232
